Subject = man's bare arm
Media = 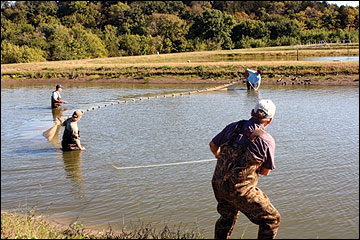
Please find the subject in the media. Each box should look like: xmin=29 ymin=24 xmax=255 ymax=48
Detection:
xmin=259 ymin=167 xmax=271 ymax=176
xmin=209 ymin=141 xmax=220 ymax=158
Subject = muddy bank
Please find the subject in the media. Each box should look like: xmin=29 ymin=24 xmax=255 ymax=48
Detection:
xmin=1 ymin=74 xmax=359 ymax=86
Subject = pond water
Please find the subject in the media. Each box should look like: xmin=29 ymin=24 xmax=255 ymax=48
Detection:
xmin=194 ymin=55 xmax=359 ymax=62
xmin=302 ymin=56 xmax=359 ymax=61
xmin=1 ymin=82 xmax=359 ymax=239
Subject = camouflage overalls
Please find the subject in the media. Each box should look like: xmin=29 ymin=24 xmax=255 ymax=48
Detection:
xmin=211 ymin=120 xmax=280 ymax=239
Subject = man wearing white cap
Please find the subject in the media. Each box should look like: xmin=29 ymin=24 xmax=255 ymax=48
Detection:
xmin=60 ymin=110 xmax=86 ymax=151
xmin=209 ymin=99 xmax=280 ymax=239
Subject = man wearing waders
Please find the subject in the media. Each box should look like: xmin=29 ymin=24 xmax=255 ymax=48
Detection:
xmin=51 ymin=85 xmax=68 ymax=109
xmin=60 ymin=110 xmax=86 ymax=151
xmin=210 ymin=99 xmax=280 ymax=239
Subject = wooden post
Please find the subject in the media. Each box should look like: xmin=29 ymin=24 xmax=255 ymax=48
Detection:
xmin=297 ymin=47 xmax=299 ymax=61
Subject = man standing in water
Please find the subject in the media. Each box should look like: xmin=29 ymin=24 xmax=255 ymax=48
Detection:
xmin=60 ymin=110 xmax=86 ymax=151
xmin=51 ymin=85 xmax=68 ymax=109
xmin=245 ymin=69 xmax=261 ymax=90
xmin=209 ymin=99 xmax=280 ymax=239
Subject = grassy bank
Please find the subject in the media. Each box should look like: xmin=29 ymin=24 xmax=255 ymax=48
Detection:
xmin=1 ymin=210 xmax=204 ymax=239
xmin=1 ymin=44 xmax=359 ymax=86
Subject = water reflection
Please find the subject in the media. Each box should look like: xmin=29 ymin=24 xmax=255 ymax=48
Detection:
xmin=52 ymin=108 xmax=65 ymax=120
xmin=62 ymin=150 xmax=85 ymax=199
xmin=246 ymin=89 xmax=261 ymax=102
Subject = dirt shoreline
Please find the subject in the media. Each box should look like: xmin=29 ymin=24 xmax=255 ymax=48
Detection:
xmin=1 ymin=74 xmax=359 ymax=86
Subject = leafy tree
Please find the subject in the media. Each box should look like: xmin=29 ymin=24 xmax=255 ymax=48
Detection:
xmin=186 ymin=37 xmax=207 ymax=51
xmin=24 ymin=1 xmax=59 ymax=27
xmin=1 ymin=17 xmax=20 ymax=42
xmin=87 ymin=1 xmax=102 ymax=29
xmin=57 ymin=1 xmax=96 ymax=29
xmin=188 ymin=8 xmax=236 ymax=49
xmin=125 ymin=3 xmax=148 ymax=35
xmin=1 ymin=40 xmax=45 ymax=63
xmin=1 ymin=0 xmax=359 ymax=64
xmin=106 ymin=1 xmax=130 ymax=29
xmin=266 ymin=18 xmax=301 ymax=40
xmin=321 ymin=5 xmax=340 ymax=30
xmin=303 ymin=6 xmax=324 ymax=29
xmin=69 ymin=25 xmax=108 ymax=59
xmin=267 ymin=1 xmax=286 ymax=16
xmin=148 ymin=13 xmax=189 ymax=52
xmin=101 ymin=24 xmax=121 ymax=57
xmin=300 ymin=28 xmax=329 ymax=43
xmin=233 ymin=11 xmax=249 ymax=23
xmin=118 ymin=34 xmax=142 ymax=56
xmin=105 ymin=2 xmax=148 ymax=35
xmin=162 ymin=38 xmax=172 ymax=53
xmin=339 ymin=6 xmax=358 ymax=30
xmin=232 ymin=19 xmax=270 ymax=43
xmin=328 ymin=29 xmax=347 ymax=43
xmin=234 ymin=35 xmax=268 ymax=49
xmin=4 ymin=1 xmax=29 ymax=24
xmin=47 ymin=24 xmax=72 ymax=60
xmin=139 ymin=34 xmax=158 ymax=55
xmin=284 ymin=1 xmax=303 ymax=16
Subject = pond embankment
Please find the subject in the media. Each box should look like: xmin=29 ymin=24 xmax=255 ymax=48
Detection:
xmin=1 ymin=45 xmax=359 ymax=86
xmin=1 ymin=211 xmax=203 ymax=239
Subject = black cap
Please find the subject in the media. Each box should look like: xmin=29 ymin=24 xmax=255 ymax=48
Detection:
xmin=56 ymin=85 xmax=64 ymax=89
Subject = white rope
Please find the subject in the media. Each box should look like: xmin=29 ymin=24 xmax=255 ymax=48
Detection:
xmin=111 ymin=158 xmax=217 ymax=170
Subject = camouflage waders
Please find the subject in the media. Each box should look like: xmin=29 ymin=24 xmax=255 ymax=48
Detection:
xmin=211 ymin=120 xmax=280 ymax=239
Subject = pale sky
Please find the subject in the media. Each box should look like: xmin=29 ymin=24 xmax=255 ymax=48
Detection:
xmin=326 ymin=1 xmax=359 ymax=7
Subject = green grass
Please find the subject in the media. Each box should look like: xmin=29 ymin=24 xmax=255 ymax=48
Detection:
xmin=1 ymin=208 xmax=204 ymax=239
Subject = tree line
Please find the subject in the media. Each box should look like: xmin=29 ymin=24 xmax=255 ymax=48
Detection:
xmin=1 ymin=1 xmax=359 ymax=64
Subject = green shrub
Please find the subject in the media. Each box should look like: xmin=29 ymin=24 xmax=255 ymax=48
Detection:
xmin=1 ymin=41 xmax=46 ymax=64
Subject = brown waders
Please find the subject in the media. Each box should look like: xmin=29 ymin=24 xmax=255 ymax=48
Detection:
xmin=51 ymin=91 xmax=62 ymax=109
xmin=61 ymin=120 xmax=81 ymax=151
xmin=211 ymin=121 xmax=280 ymax=239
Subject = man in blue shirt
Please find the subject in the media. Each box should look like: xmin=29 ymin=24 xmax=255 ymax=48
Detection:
xmin=245 ymin=69 xmax=261 ymax=90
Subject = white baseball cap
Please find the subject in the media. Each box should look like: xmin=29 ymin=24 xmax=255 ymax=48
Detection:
xmin=254 ymin=99 xmax=276 ymax=119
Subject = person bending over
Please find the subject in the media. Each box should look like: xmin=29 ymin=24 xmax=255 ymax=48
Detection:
xmin=60 ymin=110 xmax=85 ymax=151
xmin=245 ymin=69 xmax=261 ymax=90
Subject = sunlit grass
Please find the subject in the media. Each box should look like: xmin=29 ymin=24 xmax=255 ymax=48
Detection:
xmin=1 ymin=208 xmax=204 ymax=239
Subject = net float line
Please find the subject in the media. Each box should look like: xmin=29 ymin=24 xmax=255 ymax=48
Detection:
xmin=45 ymin=81 xmax=238 ymax=141
xmin=80 ymin=81 xmax=238 ymax=114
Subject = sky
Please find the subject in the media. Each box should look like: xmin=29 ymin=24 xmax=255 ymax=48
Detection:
xmin=326 ymin=1 xmax=359 ymax=7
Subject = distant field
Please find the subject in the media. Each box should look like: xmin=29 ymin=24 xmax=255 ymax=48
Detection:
xmin=1 ymin=44 xmax=359 ymax=86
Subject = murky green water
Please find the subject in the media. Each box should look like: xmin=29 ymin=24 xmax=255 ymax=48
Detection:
xmin=1 ymin=82 xmax=359 ymax=239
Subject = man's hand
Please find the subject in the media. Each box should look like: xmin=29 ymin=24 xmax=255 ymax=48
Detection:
xmin=62 ymin=100 xmax=68 ymax=104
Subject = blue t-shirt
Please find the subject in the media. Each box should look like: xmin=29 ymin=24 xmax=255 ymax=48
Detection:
xmin=247 ymin=69 xmax=261 ymax=85
xmin=211 ymin=118 xmax=275 ymax=170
